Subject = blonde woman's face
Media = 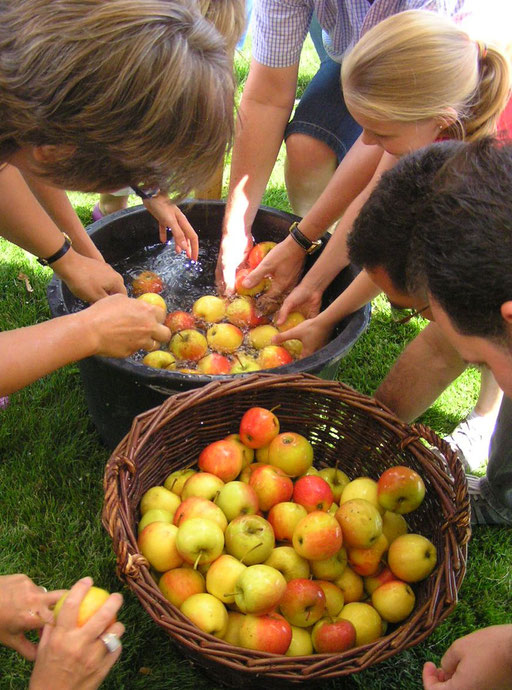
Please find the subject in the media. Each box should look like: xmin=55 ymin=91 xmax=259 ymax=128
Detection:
xmin=349 ymin=110 xmax=443 ymax=157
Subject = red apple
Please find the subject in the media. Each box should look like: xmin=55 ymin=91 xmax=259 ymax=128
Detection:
xmin=132 ymin=270 xmax=163 ymax=296
xmin=164 ymin=310 xmax=195 ymax=333
xmin=311 ymin=617 xmax=356 ymax=654
xmin=224 ymin=433 xmax=254 ymax=468
xmin=198 ymin=438 xmax=244 ymax=482
xmin=158 ymin=567 xmax=205 ymax=608
xmin=258 ymin=345 xmax=293 ymax=369
xmin=347 ymin=533 xmax=389 ymax=576
xmin=197 ymin=353 xmax=232 ymax=375
xmin=249 ymin=464 xmax=293 ymax=511
xmin=226 ymin=296 xmax=266 ymax=329
xmin=247 ymin=241 xmax=276 ymax=269
xmin=293 ymin=475 xmax=334 ymax=512
xmin=169 ymin=329 xmax=207 ymax=361
xmin=377 ymin=465 xmax=426 ymax=514
xmin=279 ymin=578 xmax=326 ymax=627
xmin=364 ymin=566 xmax=396 ymax=596
xmin=239 ymin=612 xmax=291 ymax=654
xmin=292 ymin=511 xmax=343 ymax=561
xmin=268 ymin=432 xmax=314 ymax=477
xmin=267 ymin=501 xmax=308 ymax=543
xmin=239 ymin=407 xmax=280 ymax=449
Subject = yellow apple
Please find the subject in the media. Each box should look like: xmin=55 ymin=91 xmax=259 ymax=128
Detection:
xmin=310 ymin=547 xmax=348 ymax=581
xmin=206 ymin=554 xmax=247 ymax=604
xmin=140 ymin=486 xmax=181 ymax=516
xmin=175 ymin=517 xmax=225 ymax=567
xmin=286 ymin=625 xmax=313 ymax=656
xmin=136 ymin=292 xmax=167 ymax=314
xmin=53 ymin=587 xmax=111 ymax=626
xmin=164 ymin=468 xmax=196 ymax=496
xmin=371 ymin=580 xmax=416 ymax=623
xmin=138 ymin=522 xmax=183 ymax=572
xmin=382 ymin=510 xmax=408 ymax=545
xmin=138 ymin=508 xmax=174 ymax=533
xmin=337 ymin=602 xmax=382 ymax=646
xmin=334 ymin=566 xmax=364 ymax=603
xmin=340 ymin=477 xmax=382 ymax=513
xmin=181 ymin=593 xmax=228 ymax=638
xmin=142 ymin=350 xmax=176 ymax=369
xmin=387 ymin=534 xmax=437 ymax=582
xmin=181 ymin=472 xmax=225 ymax=502
xmin=263 ymin=546 xmax=310 ymax=582
xmin=335 ymin=499 xmax=383 ymax=548
xmin=223 ymin=611 xmax=246 ymax=646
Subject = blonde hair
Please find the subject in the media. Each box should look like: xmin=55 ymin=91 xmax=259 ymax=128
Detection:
xmin=0 ymin=0 xmax=235 ymax=198
xmin=342 ymin=10 xmax=511 ymax=142
xmin=198 ymin=0 xmax=246 ymax=52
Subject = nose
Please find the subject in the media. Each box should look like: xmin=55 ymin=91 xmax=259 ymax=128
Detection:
xmin=361 ymin=129 xmax=379 ymax=146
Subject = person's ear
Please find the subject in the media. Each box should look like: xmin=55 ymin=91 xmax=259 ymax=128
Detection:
xmin=32 ymin=144 xmax=75 ymax=163
xmin=500 ymin=301 xmax=512 ymax=325
xmin=436 ymin=108 xmax=458 ymax=132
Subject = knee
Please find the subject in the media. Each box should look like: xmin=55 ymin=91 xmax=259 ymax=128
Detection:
xmin=285 ymin=133 xmax=337 ymax=179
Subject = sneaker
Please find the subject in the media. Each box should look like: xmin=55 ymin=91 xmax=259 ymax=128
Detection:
xmin=91 ymin=202 xmax=104 ymax=222
xmin=445 ymin=411 xmax=496 ymax=471
xmin=466 ymin=475 xmax=512 ymax=526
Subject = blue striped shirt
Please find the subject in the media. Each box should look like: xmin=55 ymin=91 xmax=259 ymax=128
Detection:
xmin=253 ymin=0 xmax=470 ymax=67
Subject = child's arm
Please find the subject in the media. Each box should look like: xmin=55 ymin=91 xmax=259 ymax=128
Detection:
xmin=0 ymin=294 xmax=170 ymax=396
xmin=0 ymin=165 xmax=125 ymax=301
xmin=142 ymin=194 xmax=199 ymax=261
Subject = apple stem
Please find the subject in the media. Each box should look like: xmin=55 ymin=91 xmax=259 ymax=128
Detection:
xmin=193 ymin=551 xmax=203 ymax=570
xmin=269 ymin=405 xmax=281 ymax=413
xmin=240 ymin=542 xmax=262 ymax=565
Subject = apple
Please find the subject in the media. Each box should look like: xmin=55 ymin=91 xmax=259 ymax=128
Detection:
xmin=138 ymin=522 xmax=183 ymax=572
xmin=347 ymin=533 xmax=389 ymax=576
xmin=53 ymin=587 xmax=112 ymax=627
xmin=214 ymin=481 xmax=259 ymax=521
xmin=292 ymin=511 xmax=343 ymax=561
xmin=192 ymin=295 xmax=226 ymax=323
xmin=225 ymin=514 xmax=275 ymax=565
xmin=226 ymin=296 xmax=265 ymax=329
xmin=224 ymin=433 xmax=254 ymax=468
xmin=263 ymin=546 xmax=310 ymax=582
xmin=229 ymin=354 xmax=261 ymax=374
xmin=258 ymin=345 xmax=293 ymax=369
xmin=249 ymin=464 xmax=293 ymax=511
xmin=310 ymin=547 xmax=348 ymax=581
xmin=239 ymin=462 xmax=266 ymax=483
xmin=164 ymin=310 xmax=195 ymax=333
xmin=318 ymin=468 xmax=351 ymax=503
xmin=158 ymin=567 xmax=205 ymax=608
xmin=311 ymin=616 xmax=357 ymax=654
xmin=175 ymin=517 xmax=224 ymax=567
xmin=371 ymin=580 xmax=416 ymax=623
xmin=197 ymin=353 xmax=231 ymax=375
xmin=279 ymin=578 xmax=326 ymax=627
xmin=328 ymin=502 xmax=339 ymax=516
xmin=334 ymin=566 xmax=364 ymax=603
xmin=335 ymin=499 xmax=383 ymax=548
xmin=180 ymin=592 xmax=228 ymax=638
xmin=247 ymin=324 xmax=279 ymax=350
xmin=338 ymin=602 xmax=382 ymax=646
xmin=198 ymin=438 xmax=244 ymax=482
xmin=173 ymin=497 xmax=228 ymax=532
xmin=281 ymin=338 xmax=302 ymax=358
xmin=377 ymin=465 xmax=426 ymax=514
xmin=223 ymin=611 xmax=246 ymax=647
xmin=286 ymin=625 xmax=313 ymax=656
xmin=247 ymin=241 xmax=276 ymax=269
xmin=169 ymin=329 xmax=207 ymax=361
xmin=239 ymin=612 xmax=291 ymax=654
xmin=316 ymin=581 xmax=345 ymax=618
xmin=239 ymin=407 xmax=280 ymax=449
xmin=340 ymin=477 xmax=382 ymax=512
xmin=382 ymin=510 xmax=408 ymax=545
xmin=142 ymin=350 xmax=176 ymax=369
xmin=364 ymin=566 xmax=396 ymax=596
xmin=275 ymin=311 xmax=305 ymax=332
xmin=267 ymin=501 xmax=307 ymax=543
xmin=207 ymin=323 xmax=243 ymax=354
xmin=293 ymin=475 xmax=334 ymax=512
xmin=136 ymin=292 xmax=167 ymax=314
xmin=164 ymin=468 xmax=196 ymax=496
xmin=302 ymin=466 xmax=320 ymax=477
xmin=140 ymin=486 xmax=181 ymax=516
xmin=235 ymin=268 xmax=269 ymax=296
xmin=206 ymin=554 xmax=247 ymax=604
xmin=234 ymin=564 xmax=287 ymax=615
xmin=132 ymin=270 xmax=164 ymax=296
xmin=181 ymin=472 xmax=224 ymax=502
xmin=268 ymin=432 xmax=313 ymax=477
xmin=255 ymin=445 xmax=270 ymax=463
xmin=387 ymin=534 xmax=437 ymax=582
xmin=177 ymin=367 xmax=199 ymax=374
xmin=138 ymin=508 xmax=174 ymax=533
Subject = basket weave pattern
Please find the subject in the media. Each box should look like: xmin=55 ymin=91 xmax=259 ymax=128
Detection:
xmin=103 ymin=373 xmax=470 ymax=686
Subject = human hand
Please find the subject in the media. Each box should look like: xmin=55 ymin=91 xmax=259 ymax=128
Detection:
xmin=0 ymin=574 xmax=66 ymax=661
xmin=29 ymin=577 xmax=125 ymax=690
xmin=242 ymin=237 xmax=306 ymax=315
xmin=52 ymin=250 xmax=127 ymax=302
xmin=78 ymin=293 xmax=171 ymax=357
xmin=144 ymin=196 xmax=199 ymax=261
xmin=215 ymin=226 xmax=253 ymax=296
xmin=422 ymin=625 xmax=512 ymax=690
xmin=274 ymin=278 xmax=323 ymax=327
xmin=272 ymin=315 xmax=332 ymax=359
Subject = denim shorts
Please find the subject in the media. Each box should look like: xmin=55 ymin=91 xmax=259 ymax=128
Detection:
xmin=284 ymin=57 xmax=362 ymax=164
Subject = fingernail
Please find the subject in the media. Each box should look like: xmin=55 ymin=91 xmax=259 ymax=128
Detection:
xmin=79 ymin=576 xmax=93 ymax=585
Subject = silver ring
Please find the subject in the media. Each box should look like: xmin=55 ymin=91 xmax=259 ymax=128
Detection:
xmin=100 ymin=632 xmax=121 ymax=653
xmin=39 ymin=586 xmax=48 ymax=593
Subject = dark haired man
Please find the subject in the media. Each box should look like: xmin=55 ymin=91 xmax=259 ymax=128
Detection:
xmin=347 ymin=138 xmax=512 ymax=527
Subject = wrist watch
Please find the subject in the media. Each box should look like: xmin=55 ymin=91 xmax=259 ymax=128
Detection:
xmin=37 ymin=233 xmax=73 ymax=266
xmin=288 ymin=221 xmax=322 ymax=254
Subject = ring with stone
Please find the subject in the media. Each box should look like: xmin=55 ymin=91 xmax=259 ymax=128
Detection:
xmin=100 ymin=632 xmax=121 ymax=653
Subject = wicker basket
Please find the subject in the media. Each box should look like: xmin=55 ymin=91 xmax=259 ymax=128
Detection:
xmin=102 ymin=373 xmax=471 ymax=688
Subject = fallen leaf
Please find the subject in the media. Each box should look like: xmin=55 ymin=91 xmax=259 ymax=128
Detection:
xmin=17 ymin=272 xmax=34 ymax=293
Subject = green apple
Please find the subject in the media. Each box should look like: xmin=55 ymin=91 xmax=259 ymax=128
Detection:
xmin=263 ymin=546 xmax=310 ymax=582
xmin=318 ymin=467 xmax=351 ymax=503
xmin=310 ymin=547 xmax=348 ymax=581
xmin=214 ymin=481 xmax=259 ymax=522
xmin=340 ymin=477 xmax=382 ymax=513
xmin=316 ymin=580 xmax=345 ymax=617
xmin=164 ymin=468 xmax=196 ymax=496
xmin=140 ymin=486 xmax=181 ymax=516
xmin=225 ymin=514 xmax=275 ymax=565
xmin=268 ymin=432 xmax=314 ymax=477
xmin=234 ymin=564 xmax=287 ymax=615
xmin=138 ymin=508 xmax=174 ymax=533
xmin=175 ymin=517 xmax=225 ymax=568
xmin=181 ymin=472 xmax=225 ymax=502
xmin=223 ymin=611 xmax=246 ymax=646
xmin=286 ymin=625 xmax=313 ymax=656
xmin=382 ymin=510 xmax=408 ymax=545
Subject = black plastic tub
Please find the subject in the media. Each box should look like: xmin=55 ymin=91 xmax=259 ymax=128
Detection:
xmin=48 ymin=201 xmax=370 ymax=448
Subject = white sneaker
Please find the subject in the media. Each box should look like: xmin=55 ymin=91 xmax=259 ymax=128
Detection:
xmin=444 ymin=410 xmax=495 ymax=472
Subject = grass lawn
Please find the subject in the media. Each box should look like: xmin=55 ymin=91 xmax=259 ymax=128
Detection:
xmin=0 ymin=34 xmax=510 ymax=690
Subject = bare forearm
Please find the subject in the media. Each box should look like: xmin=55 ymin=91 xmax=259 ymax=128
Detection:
xmin=314 ymin=271 xmax=381 ymax=332
xmin=375 ymin=322 xmax=467 ymax=422
xmin=0 ymin=314 xmax=95 ymax=395
xmin=20 ymin=171 xmax=103 ymax=261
